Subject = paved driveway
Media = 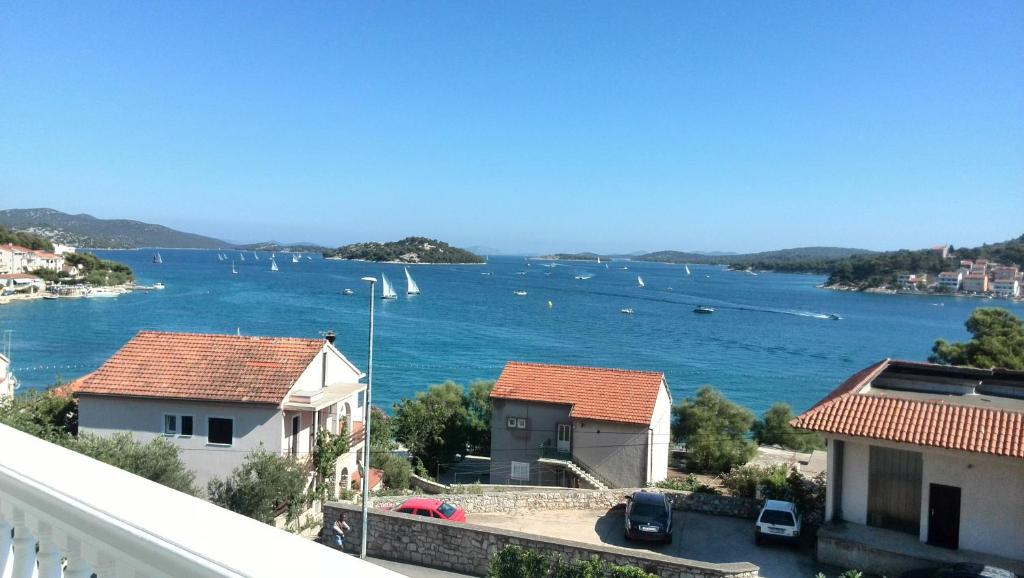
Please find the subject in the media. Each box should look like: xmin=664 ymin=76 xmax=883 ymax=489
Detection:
xmin=470 ymin=507 xmax=837 ymax=578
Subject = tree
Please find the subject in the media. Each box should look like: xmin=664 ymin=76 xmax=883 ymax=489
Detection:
xmin=930 ymin=308 xmax=1024 ymax=370
xmin=74 ymin=432 xmax=197 ymax=495
xmin=392 ymin=381 xmax=470 ymax=475
xmin=207 ymin=449 xmax=307 ymax=524
xmin=752 ymin=403 xmax=823 ymax=452
xmin=0 ymin=388 xmax=78 ymax=443
xmin=671 ymin=385 xmax=756 ymax=473
xmin=463 ymin=380 xmax=494 ymax=455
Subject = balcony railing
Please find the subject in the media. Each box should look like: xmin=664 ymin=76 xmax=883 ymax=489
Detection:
xmin=0 ymin=423 xmax=402 ymax=577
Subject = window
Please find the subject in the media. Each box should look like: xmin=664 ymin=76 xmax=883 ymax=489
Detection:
xmin=208 ymin=417 xmax=234 ymax=446
xmin=438 ymin=502 xmax=457 ymax=519
xmin=506 ymin=416 xmax=528 ymax=429
xmin=415 ymin=510 xmax=431 ymax=517
xmin=511 ymin=461 xmax=530 ymax=481
xmin=507 ymin=416 xmax=517 ymax=428
xmin=516 ymin=418 xmax=527 ymax=429
xmin=357 ymin=391 xmax=365 ymax=408
xmin=164 ymin=414 xmax=193 ymax=437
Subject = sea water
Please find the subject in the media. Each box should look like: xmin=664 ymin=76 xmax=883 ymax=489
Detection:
xmin=4 ymin=250 xmax=1018 ymax=414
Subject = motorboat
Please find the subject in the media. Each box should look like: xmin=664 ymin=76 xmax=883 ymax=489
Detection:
xmin=693 ymin=306 xmax=715 ymax=314
xmin=513 ymin=290 xmax=527 ymax=296
xmin=342 ymin=289 xmax=354 ymax=295
xmin=620 ymin=308 xmax=634 ymax=315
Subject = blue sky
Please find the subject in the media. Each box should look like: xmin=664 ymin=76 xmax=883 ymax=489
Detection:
xmin=1 ymin=2 xmax=1021 ymax=253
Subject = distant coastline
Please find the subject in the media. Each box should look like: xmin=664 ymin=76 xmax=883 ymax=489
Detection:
xmin=323 ymin=257 xmax=485 ymax=265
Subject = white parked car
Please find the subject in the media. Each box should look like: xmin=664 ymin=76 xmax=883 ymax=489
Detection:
xmin=754 ymin=499 xmax=801 ymax=545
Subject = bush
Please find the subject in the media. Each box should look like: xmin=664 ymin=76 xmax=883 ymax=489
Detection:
xmin=74 ymin=432 xmax=197 ymax=495
xmin=0 ymin=388 xmax=78 ymax=443
xmin=653 ymin=474 xmax=718 ymax=494
xmin=375 ymin=452 xmax=413 ymax=490
xmin=207 ymin=449 xmax=307 ymax=523
xmin=672 ymin=385 xmax=756 ymax=473
xmin=486 ymin=546 xmax=656 ymax=578
xmin=752 ymin=403 xmax=824 ymax=452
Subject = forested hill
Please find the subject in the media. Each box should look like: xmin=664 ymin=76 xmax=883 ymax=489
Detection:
xmin=636 ymin=247 xmax=875 ymax=272
xmin=0 ymin=208 xmax=228 ymax=249
xmin=0 ymin=226 xmax=54 ymax=251
xmin=323 ymin=237 xmax=485 ymax=264
xmin=827 ymin=235 xmax=1024 ymax=289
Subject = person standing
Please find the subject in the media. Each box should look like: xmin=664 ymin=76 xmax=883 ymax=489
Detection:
xmin=332 ymin=514 xmax=351 ymax=552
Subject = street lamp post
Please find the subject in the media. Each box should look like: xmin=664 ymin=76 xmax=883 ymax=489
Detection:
xmin=358 ymin=277 xmax=376 ymax=560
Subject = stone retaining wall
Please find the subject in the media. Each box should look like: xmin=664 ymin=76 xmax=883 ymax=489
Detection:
xmin=373 ymin=488 xmax=762 ymax=519
xmin=325 ymin=502 xmax=759 ymax=578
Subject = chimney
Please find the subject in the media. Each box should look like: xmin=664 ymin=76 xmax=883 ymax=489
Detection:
xmin=325 ymin=330 xmax=336 ymax=344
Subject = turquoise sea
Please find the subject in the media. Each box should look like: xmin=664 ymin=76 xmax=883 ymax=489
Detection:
xmin=4 ymin=250 xmax=1020 ymax=414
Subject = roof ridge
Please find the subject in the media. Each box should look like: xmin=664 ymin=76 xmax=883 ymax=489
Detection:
xmin=505 ymin=360 xmax=664 ymax=377
xmin=134 ymin=329 xmax=323 ymax=343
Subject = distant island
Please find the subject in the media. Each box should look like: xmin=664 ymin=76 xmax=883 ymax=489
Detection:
xmin=534 ymin=252 xmax=609 ymax=262
xmin=635 ymin=246 xmax=875 ymax=271
xmin=0 ymin=208 xmax=228 ymax=249
xmin=234 ymin=241 xmax=327 ymax=253
xmin=323 ymin=237 xmax=485 ymax=264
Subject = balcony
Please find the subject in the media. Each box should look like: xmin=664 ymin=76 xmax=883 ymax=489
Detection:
xmin=0 ymin=423 xmax=402 ymax=577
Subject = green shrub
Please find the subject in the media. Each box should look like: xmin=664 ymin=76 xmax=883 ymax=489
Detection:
xmin=721 ymin=464 xmax=789 ymax=499
xmin=375 ymin=452 xmax=413 ymax=490
xmin=207 ymin=449 xmax=307 ymax=523
xmin=671 ymin=385 xmax=756 ymax=473
xmin=653 ymin=474 xmax=718 ymax=494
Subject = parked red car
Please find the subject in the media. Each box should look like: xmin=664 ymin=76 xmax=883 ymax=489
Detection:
xmin=393 ymin=498 xmax=466 ymax=522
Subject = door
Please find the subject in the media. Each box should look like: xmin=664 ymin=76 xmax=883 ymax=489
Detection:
xmin=927 ymin=484 xmax=961 ymax=549
xmin=290 ymin=415 xmax=300 ymax=456
xmin=557 ymin=424 xmax=571 ymax=454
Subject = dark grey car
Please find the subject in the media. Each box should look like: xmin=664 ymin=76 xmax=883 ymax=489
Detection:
xmin=624 ymin=491 xmax=673 ymax=544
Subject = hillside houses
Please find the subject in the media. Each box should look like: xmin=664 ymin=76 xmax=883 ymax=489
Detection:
xmin=0 ymin=243 xmax=68 ymax=275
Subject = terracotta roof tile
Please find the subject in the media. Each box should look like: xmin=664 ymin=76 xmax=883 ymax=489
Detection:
xmin=490 ymin=361 xmax=666 ymax=426
xmin=793 ymin=360 xmax=1024 ymax=458
xmin=75 ymin=330 xmax=325 ymax=404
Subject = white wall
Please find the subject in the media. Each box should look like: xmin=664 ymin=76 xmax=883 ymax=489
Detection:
xmin=922 ymin=451 xmax=1024 ymax=559
xmin=837 ymin=438 xmax=870 ymax=525
xmin=828 ymin=435 xmax=1024 ymax=560
xmin=647 ymin=382 xmax=671 ymax=485
xmin=78 ymin=396 xmax=283 ymax=488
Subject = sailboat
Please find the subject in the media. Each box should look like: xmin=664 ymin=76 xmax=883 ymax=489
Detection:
xmin=217 ymin=253 xmax=224 ymax=262
xmin=231 ymin=261 xmax=238 ymax=274
xmin=404 ymin=267 xmax=420 ymax=295
xmin=270 ymin=256 xmax=278 ymax=272
xmin=292 ymin=253 xmax=300 ymax=264
xmin=381 ymin=274 xmax=398 ymax=299
xmin=239 ymin=253 xmax=245 ymax=262
xmin=153 ymin=252 xmax=163 ymax=264
xmin=637 ymin=276 xmax=645 ymax=288
xmin=254 ymin=252 xmax=260 ymax=261
xmin=685 ymin=265 xmax=691 ymax=276
xmin=596 ymin=256 xmax=602 ymax=264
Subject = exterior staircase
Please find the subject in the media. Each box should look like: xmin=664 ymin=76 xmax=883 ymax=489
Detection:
xmin=564 ymin=460 xmax=608 ymax=490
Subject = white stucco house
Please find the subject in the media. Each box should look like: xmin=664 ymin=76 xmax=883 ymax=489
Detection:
xmin=489 ymin=362 xmax=671 ymax=489
xmin=793 ymin=359 xmax=1024 ymax=574
xmin=74 ymin=330 xmax=368 ymax=492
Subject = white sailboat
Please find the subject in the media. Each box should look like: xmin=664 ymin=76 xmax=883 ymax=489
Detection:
xmin=254 ymin=252 xmax=260 ymax=261
xmin=685 ymin=265 xmax=691 ymax=276
xmin=596 ymin=256 xmax=601 ymax=264
xmin=404 ymin=267 xmax=420 ymax=295
xmin=239 ymin=253 xmax=245 ymax=262
xmin=231 ymin=261 xmax=238 ymax=274
xmin=153 ymin=252 xmax=163 ymax=264
xmin=637 ymin=276 xmax=645 ymax=288
xmin=270 ymin=257 xmax=278 ymax=272
xmin=292 ymin=254 xmax=300 ymax=263
xmin=381 ymin=274 xmax=398 ymax=299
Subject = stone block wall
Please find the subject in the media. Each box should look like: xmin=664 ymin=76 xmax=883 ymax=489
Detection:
xmin=372 ymin=487 xmax=762 ymax=519
xmin=325 ymin=502 xmax=759 ymax=578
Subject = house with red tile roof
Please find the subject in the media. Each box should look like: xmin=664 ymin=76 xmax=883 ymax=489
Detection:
xmin=793 ymin=359 xmax=1024 ymax=572
xmin=488 ymin=361 xmax=671 ymax=489
xmin=75 ymin=330 xmax=369 ymax=491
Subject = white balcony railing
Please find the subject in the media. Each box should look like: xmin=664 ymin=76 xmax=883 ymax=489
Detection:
xmin=0 ymin=423 xmax=403 ymax=577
